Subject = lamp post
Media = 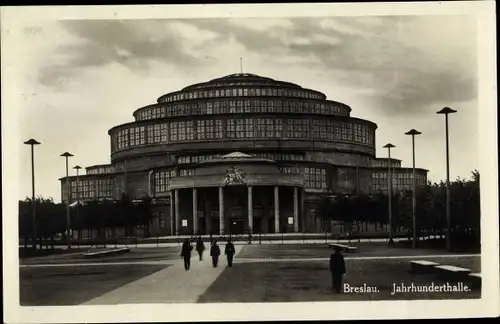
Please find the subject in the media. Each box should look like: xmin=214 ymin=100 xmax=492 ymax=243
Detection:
xmin=24 ymin=139 xmax=41 ymax=250
xmin=383 ymin=143 xmax=395 ymax=245
xmin=405 ymin=129 xmax=422 ymax=249
xmin=61 ymin=152 xmax=74 ymax=249
xmin=73 ymin=165 xmax=82 ymax=240
xmin=437 ymin=107 xmax=457 ymax=251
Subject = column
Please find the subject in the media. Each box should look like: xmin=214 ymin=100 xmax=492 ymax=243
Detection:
xmin=300 ymin=188 xmax=305 ymax=232
xmin=248 ymin=186 xmax=253 ymax=232
xmin=169 ymin=191 xmax=174 ymax=235
xmin=174 ymin=189 xmax=180 ymax=235
xmin=192 ymin=188 xmax=198 ymax=235
xmin=274 ymin=186 xmax=280 ymax=233
xmin=205 ymin=195 xmax=211 ymax=235
xmin=293 ymin=187 xmax=299 ymax=232
xmin=219 ymin=186 xmax=224 ymax=235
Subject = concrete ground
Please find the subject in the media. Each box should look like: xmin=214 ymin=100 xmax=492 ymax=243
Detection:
xmin=19 ymin=243 xmax=481 ymax=305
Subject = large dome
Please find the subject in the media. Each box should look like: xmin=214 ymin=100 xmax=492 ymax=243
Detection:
xmin=60 ymin=71 xmax=428 ymax=237
xmin=181 ymin=73 xmax=304 ymax=91
xmin=156 ymin=73 xmax=327 ymax=103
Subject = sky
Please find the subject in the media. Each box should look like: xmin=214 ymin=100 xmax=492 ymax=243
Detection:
xmin=8 ymin=15 xmax=479 ymax=202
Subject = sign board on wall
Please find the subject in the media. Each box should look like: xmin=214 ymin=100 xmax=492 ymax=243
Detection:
xmin=182 ymin=219 xmax=188 ymax=227
xmin=288 ymin=217 xmax=293 ymax=225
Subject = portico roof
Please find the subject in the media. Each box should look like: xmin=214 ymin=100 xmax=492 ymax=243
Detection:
xmin=198 ymin=151 xmax=276 ymax=165
xmin=221 ymin=152 xmax=252 ymax=158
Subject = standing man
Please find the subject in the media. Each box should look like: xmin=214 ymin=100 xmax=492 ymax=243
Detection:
xmin=210 ymin=240 xmax=221 ymax=267
xmin=329 ymin=246 xmax=346 ymax=293
xmin=196 ymin=236 xmax=205 ymax=261
xmin=225 ymin=239 xmax=236 ymax=267
xmin=181 ymin=238 xmax=193 ymax=271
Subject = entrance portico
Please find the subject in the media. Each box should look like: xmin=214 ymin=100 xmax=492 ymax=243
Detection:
xmin=168 ymin=152 xmax=304 ymax=235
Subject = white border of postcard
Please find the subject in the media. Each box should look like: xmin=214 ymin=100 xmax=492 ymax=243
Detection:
xmin=2 ymin=1 xmax=498 ymax=322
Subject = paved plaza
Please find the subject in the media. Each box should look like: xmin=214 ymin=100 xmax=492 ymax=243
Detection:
xmin=19 ymin=243 xmax=481 ymax=305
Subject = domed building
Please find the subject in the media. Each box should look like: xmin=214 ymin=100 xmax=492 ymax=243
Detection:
xmin=60 ymin=73 xmax=428 ymax=235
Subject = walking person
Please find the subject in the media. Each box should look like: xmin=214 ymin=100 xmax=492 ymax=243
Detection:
xmin=225 ymin=239 xmax=236 ymax=267
xmin=196 ymin=236 xmax=205 ymax=261
xmin=180 ymin=238 xmax=193 ymax=271
xmin=329 ymin=246 xmax=346 ymax=293
xmin=210 ymin=240 xmax=221 ymax=267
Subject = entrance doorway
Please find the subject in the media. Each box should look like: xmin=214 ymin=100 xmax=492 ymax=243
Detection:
xmin=230 ymin=219 xmax=245 ymax=234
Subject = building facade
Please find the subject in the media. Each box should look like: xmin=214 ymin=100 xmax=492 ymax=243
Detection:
xmin=59 ymin=73 xmax=428 ymax=235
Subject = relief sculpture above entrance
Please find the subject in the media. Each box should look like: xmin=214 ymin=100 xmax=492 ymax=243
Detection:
xmin=224 ymin=167 xmax=246 ymax=186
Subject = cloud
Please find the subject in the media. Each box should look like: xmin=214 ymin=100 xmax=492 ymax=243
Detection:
xmin=37 ymin=16 xmax=477 ymax=117
xmin=37 ymin=19 xmax=221 ymax=88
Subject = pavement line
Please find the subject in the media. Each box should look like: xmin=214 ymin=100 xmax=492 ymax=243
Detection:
xmin=236 ymin=254 xmax=480 ymax=263
xmin=16 ymin=238 xmax=413 ymax=249
xmin=20 ymin=254 xmax=480 ymax=268
xmin=20 ymin=260 xmax=175 ymax=268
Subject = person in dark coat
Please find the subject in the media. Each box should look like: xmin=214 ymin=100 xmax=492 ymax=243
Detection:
xmin=196 ymin=237 xmax=205 ymax=261
xmin=210 ymin=240 xmax=221 ymax=267
xmin=329 ymin=246 xmax=346 ymax=293
xmin=180 ymin=239 xmax=193 ymax=271
xmin=225 ymin=240 xmax=236 ymax=267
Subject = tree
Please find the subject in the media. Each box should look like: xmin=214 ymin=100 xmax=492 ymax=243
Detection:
xmin=101 ymin=200 xmax=119 ymax=238
xmin=137 ymin=196 xmax=154 ymax=237
xmin=116 ymin=194 xmax=136 ymax=237
xmin=18 ymin=197 xmax=67 ymax=250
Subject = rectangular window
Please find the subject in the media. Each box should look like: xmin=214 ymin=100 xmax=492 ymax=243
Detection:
xmin=178 ymin=156 xmax=190 ymax=164
xmin=207 ymin=120 xmax=215 ymax=139
xmin=289 ymin=119 xmax=309 ymax=139
xmin=226 ymin=119 xmax=245 ymax=138
xmin=304 ymin=168 xmax=326 ymax=189
xmin=283 ymin=100 xmax=290 ymax=112
xmin=178 ymin=121 xmax=186 ymax=141
xmin=215 ymin=120 xmax=223 ymax=138
xmin=313 ymin=120 xmax=327 ymax=140
xmin=180 ymin=169 xmax=194 ymax=176
xmin=236 ymin=100 xmax=244 ymax=113
xmin=154 ymin=172 xmax=166 ymax=193
xmin=268 ymin=100 xmax=274 ymax=112
xmin=170 ymin=122 xmax=178 ymax=141
xmin=95 ymin=178 xmax=114 ymax=197
xmin=129 ymin=126 xmax=145 ymax=146
xmin=256 ymin=118 xmax=266 ymax=138
xmin=197 ymin=120 xmax=206 ymax=140
xmin=117 ymin=129 xmax=129 ymax=149
xmin=245 ymin=119 xmax=254 ymax=138
xmin=229 ymin=100 xmax=236 ymax=113
xmin=266 ymin=119 xmax=273 ymax=138
xmin=186 ymin=121 xmax=194 ymax=140
xmin=206 ymin=102 xmax=213 ymax=114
